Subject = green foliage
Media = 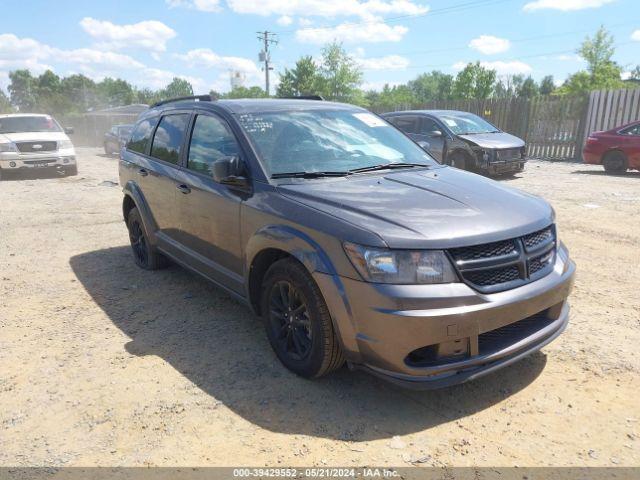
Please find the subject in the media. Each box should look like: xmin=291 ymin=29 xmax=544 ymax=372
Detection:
xmin=539 ymin=75 xmax=556 ymax=95
xmin=318 ymin=42 xmax=363 ymax=102
xmin=407 ymin=71 xmax=453 ymax=102
xmin=158 ymin=77 xmax=194 ymax=101
xmin=276 ymin=56 xmax=322 ymax=97
xmin=97 ymin=77 xmax=136 ymax=107
xmin=223 ymin=86 xmax=268 ymax=99
xmin=452 ymin=62 xmax=496 ymax=99
xmin=0 ymin=89 xmax=13 ymax=113
xmin=557 ymin=27 xmax=625 ymax=94
xmin=8 ymin=70 xmax=37 ymax=111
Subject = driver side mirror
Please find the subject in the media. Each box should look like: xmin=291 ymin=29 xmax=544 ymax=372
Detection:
xmin=64 ymin=127 xmax=74 ymax=135
xmin=427 ymin=130 xmax=443 ymax=138
xmin=212 ymin=156 xmax=249 ymax=189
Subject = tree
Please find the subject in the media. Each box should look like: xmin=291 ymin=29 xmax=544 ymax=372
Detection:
xmin=539 ymin=75 xmax=555 ymax=95
xmin=558 ymin=27 xmax=624 ymax=94
xmin=276 ymin=56 xmax=322 ymax=97
xmin=518 ymin=76 xmax=539 ymax=98
xmin=61 ymin=74 xmax=98 ymax=111
xmin=223 ymin=86 xmax=268 ymax=99
xmin=452 ymin=62 xmax=496 ymax=99
xmin=8 ymin=69 xmax=37 ymax=111
xmin=160 ymin=77 xmax=194 ymax=100
xmin=407 ymin=71 xmax=453 ymax=102
xmin=627 ymin=66 xmax=640 ymax=82
xmin=97 ymin=78 xmax=135 ymax=107
xmin=318 ymin=42 xmax=363 ymax=102
xmin=0 ymin=89 xmax=12 ymax=113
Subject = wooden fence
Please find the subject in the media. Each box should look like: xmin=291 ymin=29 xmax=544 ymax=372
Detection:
xmin=374 ymin=87 xmax=640 ymax=161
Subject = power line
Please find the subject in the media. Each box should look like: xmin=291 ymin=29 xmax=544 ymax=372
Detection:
xmin=257 ymin=31 xmax=278 ymax=95
xmin=275 ymin=0 xmax=514 ymax=36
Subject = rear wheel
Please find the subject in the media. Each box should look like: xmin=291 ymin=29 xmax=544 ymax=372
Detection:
xmin=126 ymin=207 xmax=169 ymax=270
xmin=602 ymin=151 xmax=628 ymax=174
xmin=65 ymin=165 xmax=78 ymax=176
xmin=261 ymin=258 xmax=344 ymax=378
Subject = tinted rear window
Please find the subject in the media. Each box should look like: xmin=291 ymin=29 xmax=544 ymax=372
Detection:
xmin=150 ymin=114 xmax=190 ymax=164
xmin=126 ymin=118 xmax=158 ymax=154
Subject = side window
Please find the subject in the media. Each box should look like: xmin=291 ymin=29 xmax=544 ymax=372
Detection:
xmin=391 ymin=116 xmax=421 ymax=135
xmin=621 ymin=125 xmax=640 ymax=136
xmin=150 ymin=114 xmax=190 ymax=164
xmin=187 ymin=114 xmax=240 ymax=176
xmin=422 ymin=118 xmax=442 ymax=136
xmin=126 ymin=118 xmax=157 ymax=154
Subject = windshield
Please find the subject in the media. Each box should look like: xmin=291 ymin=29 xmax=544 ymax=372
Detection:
xmin=236 ymin=109 xmax=438 ymax=176
xmin=0 ymin=116 xmax=63 ymax=134
xmin=438 ymin=113 xmax=499 ymax=135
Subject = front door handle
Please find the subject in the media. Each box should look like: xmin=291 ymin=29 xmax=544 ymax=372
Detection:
xmin=176 ymin=184 xmax=191 ymax=194
xmin=138 ymin=168 xmax=148 ymax=177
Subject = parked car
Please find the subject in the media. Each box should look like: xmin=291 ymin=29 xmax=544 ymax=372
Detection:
xmin=104 ymin=124 xmax=133 ymax=155
xmin=382 ymin=110 xmax=526 ymax=175
xmin=582 ymin=120 xmax=640 ymax=173
xmin=119 ymin=96 xmax=575 ymax=389
xmin=0 ymin=113 xmax=77 ymax=179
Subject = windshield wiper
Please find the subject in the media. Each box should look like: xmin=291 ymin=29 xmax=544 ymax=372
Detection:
xmin=348 ymin=162 xmax=429 ymax=174
xmin=271 ymin=171 xmax=352 ymax=179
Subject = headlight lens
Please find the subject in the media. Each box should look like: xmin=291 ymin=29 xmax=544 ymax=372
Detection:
xmin=58 ymin=139 xmax=74 ymax=149
xmin=343 ymin=242 xmax=459 ymax=284
xmin=0 ymin=142 xmax=17 ymax=152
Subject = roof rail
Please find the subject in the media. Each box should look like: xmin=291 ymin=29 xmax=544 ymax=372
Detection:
xmin=151 ymin=95 xmax=213 ymax=108
xmin=281 ymin=95 xmax=325 ymax=101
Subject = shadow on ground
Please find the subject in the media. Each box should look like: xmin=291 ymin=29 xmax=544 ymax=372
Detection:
xmin=70 ymin=245 xmax=547 ymax=441
xmin=0 ymin=169 xmax=70 ymax=181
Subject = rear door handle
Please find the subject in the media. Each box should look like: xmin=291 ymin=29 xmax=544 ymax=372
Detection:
xmin=176 ymin=184 xmax=191 ymax=194
xmin=138 ymin=168 xmax=148 ymax=177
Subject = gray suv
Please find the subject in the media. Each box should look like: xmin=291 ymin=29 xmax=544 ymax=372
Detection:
xmin=119 ymin=96 xmax=575 ymax=389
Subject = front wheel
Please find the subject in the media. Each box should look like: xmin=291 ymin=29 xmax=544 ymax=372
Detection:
xmin=64 ymin=165 xmax=78 ymax=176
xmin=448 ymin=153 xmax=467 ymax=170
xmin=603 ymin=151 xmax=628 ymax=174
xmin=261 ymin=258 xmax=344 ymax=378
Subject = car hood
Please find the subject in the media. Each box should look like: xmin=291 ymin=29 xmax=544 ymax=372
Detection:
xmin=278 ymin=166 xmax=553 ymax=249
xmin=0 ymin=131 xmax=69 ymax=143
xmin=457 ymin=131 xmax=524 ymax=149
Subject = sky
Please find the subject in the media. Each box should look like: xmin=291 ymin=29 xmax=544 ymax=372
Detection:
xmin=0 ymin=0 xmax=638 ymax=95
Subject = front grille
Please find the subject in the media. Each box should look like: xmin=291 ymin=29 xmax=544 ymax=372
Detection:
xmin=22 ymin=158 xmax=58 ymax=165
xmin=449 ymin=239 xmax=516 ymax=261
xmin=448 ymin=225 xmax=556 ymax=293
xmin=16 ymin=141 xmax=57 ymax=153
xmin=522 ymin=226 xmax=553 ymax=250
xmin=479 ymin=311 xmax=554 ymax=355
xmin=496 ymin=148 xmax=522 ymax=161
xmin=464 ymin=265 xmax=520 ymax=287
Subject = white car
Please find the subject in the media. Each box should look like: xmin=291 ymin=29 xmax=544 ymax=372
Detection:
xmin=0 ymin=113 xmax=77 ymax=179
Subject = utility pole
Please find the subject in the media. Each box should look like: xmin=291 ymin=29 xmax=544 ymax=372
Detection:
xmin=257 ymin=31 xmax=277 ymax=96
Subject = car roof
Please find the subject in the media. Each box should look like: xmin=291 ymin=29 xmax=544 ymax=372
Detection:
xmin=383 ymin=109 xmax=474 ymax=117
xmin=146 ymin=98 xmax=365 ymax=116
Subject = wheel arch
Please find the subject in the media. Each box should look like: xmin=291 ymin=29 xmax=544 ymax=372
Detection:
xmin=122 ymin=181 xmax=158 ymax=246
xmin=245 ymin=225 xmax=339 ymax=316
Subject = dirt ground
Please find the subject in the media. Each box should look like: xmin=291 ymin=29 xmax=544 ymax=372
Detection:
xmin=0 ymin=148 xmax=638 ymax=467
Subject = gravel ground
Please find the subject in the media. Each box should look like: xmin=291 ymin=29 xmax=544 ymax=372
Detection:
xmin=0 ymin=148 xmax=638 ymax=467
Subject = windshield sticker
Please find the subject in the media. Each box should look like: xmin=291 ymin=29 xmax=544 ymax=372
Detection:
xmin=443 ymin=118 xmax=457 ymax=127
xmin=353 ymin=113 xmax=388 ymax=127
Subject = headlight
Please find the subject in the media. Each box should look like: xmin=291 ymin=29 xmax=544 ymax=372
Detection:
xmin=0 ymin=142 xmax=17 ymax=152
xmin=58 ymin=139 xmax=74 ymax=149
xmin=343 ymin=242 xmax=459 ymax=284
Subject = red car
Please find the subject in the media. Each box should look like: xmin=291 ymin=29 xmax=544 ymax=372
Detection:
xmin=583 ymin=120 xmax=640 ymax=173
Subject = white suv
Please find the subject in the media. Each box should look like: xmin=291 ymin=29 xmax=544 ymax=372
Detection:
xmin=0 ymin=113 xmax=77 ymax=179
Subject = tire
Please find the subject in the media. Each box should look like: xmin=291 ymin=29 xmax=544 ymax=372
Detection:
xmin=104 ymin=143 xmax=112 ymax=155
xmin=448 ymin=152 xmax=467 ymax=170
xmin=126 ymin=207 xmax=169 ymax=270
xmin=261 ymin=258 xmax=345 ymax=378
xmin=602 ymin=151 xmax=628 ymax=174
xmin=65 ymin=165 xmax=78 ymax=176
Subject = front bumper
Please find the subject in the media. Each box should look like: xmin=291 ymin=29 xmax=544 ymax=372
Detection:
xmin=0 ymin=153 xmax=76 ymax=172
xmin=486 ymin=160 xmax=526 ymax=174
xmin=314 ymin=244 xmax=575 ymax=389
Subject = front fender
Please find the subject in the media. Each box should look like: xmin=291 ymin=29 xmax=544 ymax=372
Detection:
xmin=245 ymin=225 xmax=360 ymax=359
xmin=122 ymin=181 xmax=158 ymax=246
